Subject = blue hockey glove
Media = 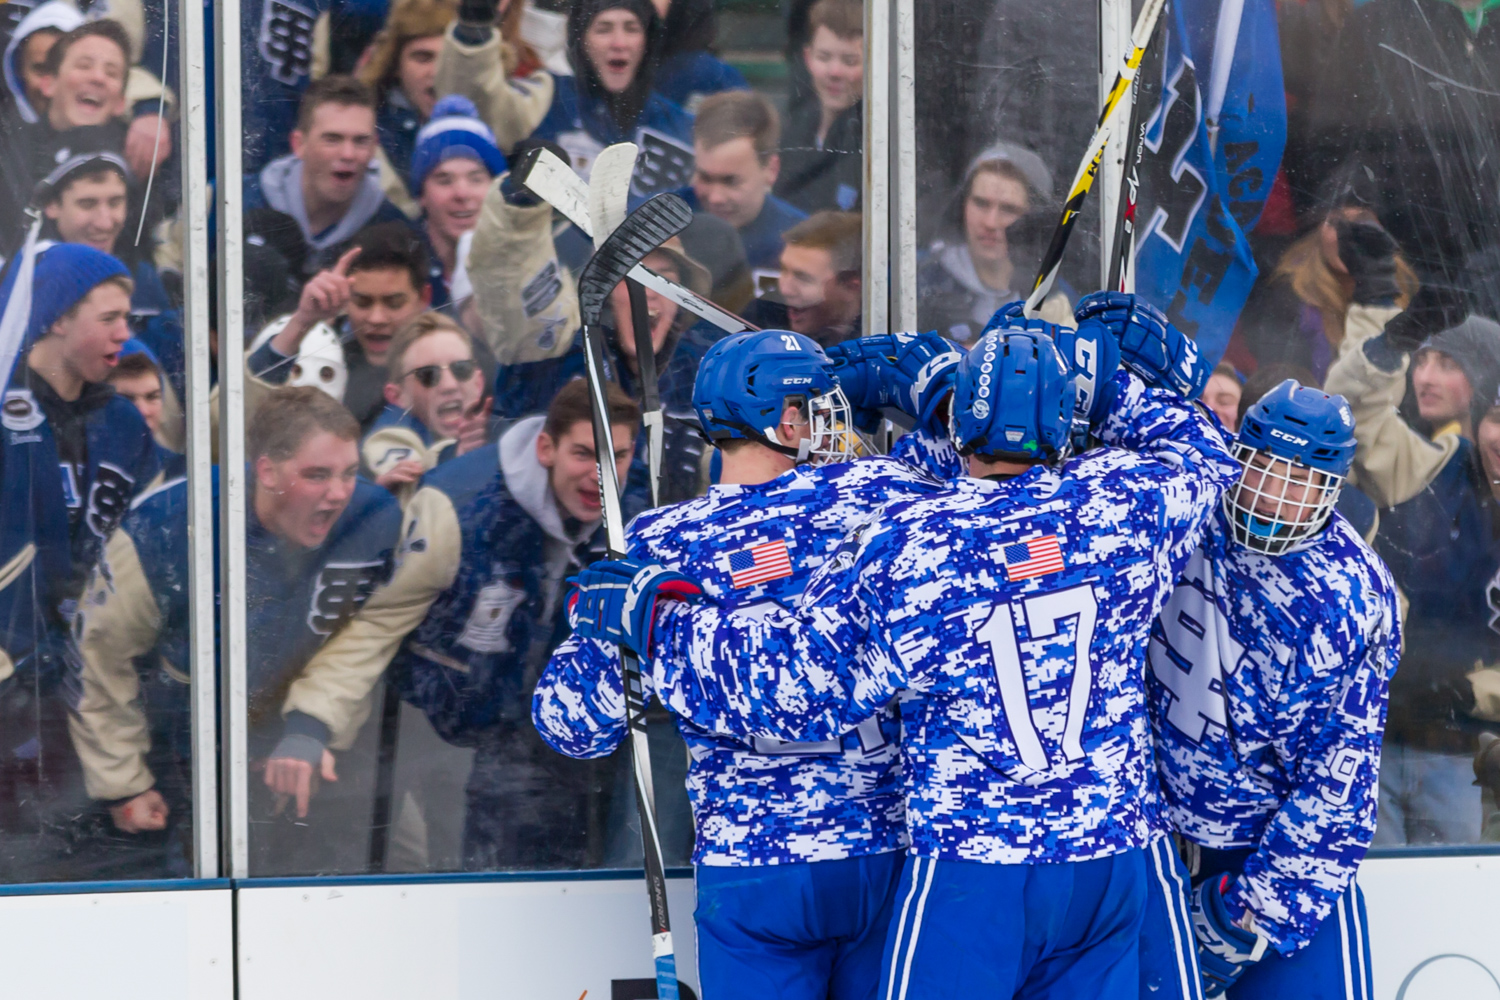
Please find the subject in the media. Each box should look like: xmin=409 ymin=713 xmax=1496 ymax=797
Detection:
xmin=567 ymin=558 xmax=704 ymax=656
xmin=826 ymin=331 xmax=962 ymax=430
xmin=1053 ymin=317 xmax=1121 ymax=426
xmin=1075 ymin=291 xmax=1209 ymax=401
xmin=1191 ymin=874 xmax=1270 ymax=998
xmin=982 ymin=299 xmax=1028 ymax=331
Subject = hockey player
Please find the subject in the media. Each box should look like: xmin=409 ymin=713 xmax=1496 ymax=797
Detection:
xmin=570 ymin=320 xmax=1238 ymax=998
xmin=1137 ymin=379 xmax=1400 ymax=1000
xmin=66 ymin=387 xmax=424 ymax=875
xmin=534 ymin=326 xmax=962 ymax=1000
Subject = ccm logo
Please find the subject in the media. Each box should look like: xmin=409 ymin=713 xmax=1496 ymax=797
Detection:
xmin=783 ymin=377 xmax=813 ymax=385
xmin=1269 ymin=428 xmax=1308 ymax=446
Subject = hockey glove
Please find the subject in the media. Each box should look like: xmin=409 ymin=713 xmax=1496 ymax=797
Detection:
xmin=1191 ymin=874 xmax=1270 ymax=999
xmin=982 ymin=299 xmax=1028 ymax=331
xmin=1334 ymin=219 xmax=1401 ymax=306
xmin=826 ymin=331 xmax=962 ymax=431
xmin=567 ymin=558 xmax=704 ymax=656
xmin=1076 ymin=291 xmax=1209 ymax=401
xmin=1053 ymin=317 xmax=1121 ymax=426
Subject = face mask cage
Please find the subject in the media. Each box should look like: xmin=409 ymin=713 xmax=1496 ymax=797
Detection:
xmin=1224 ymin=443 xmax=1344 ymax=555
xmin=786 ymin=386 xmax=863 ymax=466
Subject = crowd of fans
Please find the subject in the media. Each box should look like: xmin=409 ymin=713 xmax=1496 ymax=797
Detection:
xmin=4 ymin=0 xmax=1500 ymax=881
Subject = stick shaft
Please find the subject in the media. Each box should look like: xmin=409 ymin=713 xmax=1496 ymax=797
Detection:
xmin=1107 ymin=80 xmax=1147 ymax=293
xmin=580 ymin=322 xmax=678 ymax=1000
xmin=628 ymin=278 xmax=663 ymax=506
xmin=1024 ymin=0 xmax=1167 ymax=315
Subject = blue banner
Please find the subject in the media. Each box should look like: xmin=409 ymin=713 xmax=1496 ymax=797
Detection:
xmin=1134 ymin=0 xmax=1286 ymax=365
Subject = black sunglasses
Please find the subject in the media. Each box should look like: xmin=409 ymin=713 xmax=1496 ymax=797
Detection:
xmin=402 ymin=360 xmax=479 ymax=388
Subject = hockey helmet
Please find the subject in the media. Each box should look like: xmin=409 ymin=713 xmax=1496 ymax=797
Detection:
xmin=1225 ymin=379 xmax=1355 ymax=555
xmin=950 ymin=325 xmax=1075 ymax=464
xmin=692 ymin=329 xmax=857 ymax=465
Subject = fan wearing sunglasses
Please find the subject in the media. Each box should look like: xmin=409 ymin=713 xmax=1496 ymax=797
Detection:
xmin=363 ymin=313 xmax=497 ymax=499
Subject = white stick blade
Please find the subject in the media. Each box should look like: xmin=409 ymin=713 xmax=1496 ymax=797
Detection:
xmin=589 ymin=143 xmax=640 ymax=250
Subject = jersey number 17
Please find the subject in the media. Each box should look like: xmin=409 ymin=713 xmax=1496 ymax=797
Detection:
xmin=976 ymin=583 xmax=1099 ymax=772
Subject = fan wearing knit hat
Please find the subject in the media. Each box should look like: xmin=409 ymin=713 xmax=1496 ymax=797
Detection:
xmin=4 ymin=241 xmax=158 ymax=634
xmin=24 ymin=243 xmax=135 ymax=398
xmin=410 ymin=94 xmax=508 ymax=307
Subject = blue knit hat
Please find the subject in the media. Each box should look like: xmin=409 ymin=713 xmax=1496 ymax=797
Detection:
xmin=28 ymin=243 xmax=131 ymax=341
xmin=408 ymin=96 xmax=507 ymax=196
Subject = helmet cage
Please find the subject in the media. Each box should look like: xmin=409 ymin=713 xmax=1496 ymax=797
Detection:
xmin=802 ymin=385 xmax=861 ymax=465
xmin=1224 ymin=442 xmax=1344 ymax=555
xmin=703 ymin=386 xmax=861 ymax=466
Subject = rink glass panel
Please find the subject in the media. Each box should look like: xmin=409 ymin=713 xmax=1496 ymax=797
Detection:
xmin=0 ymin=0 xmax=199 ymax=882
xmin=917 ymin=0 xmax=1500 ymax=851
xmin=236 ymin=0 xmax=869 ymax=876
xmin=911 ymin=0 xmax=1103 ymax=344
xmin=1258 ymin=0 xmax=1500 ymax=851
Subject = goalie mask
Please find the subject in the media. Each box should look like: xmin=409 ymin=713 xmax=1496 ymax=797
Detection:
xmin=1225 ymin=379 xmax=1356 ymax=555
xmin=247 ymin=317 xmax=349 ymax=403
xmin=692 ymin=329 xmax=860 ymax=466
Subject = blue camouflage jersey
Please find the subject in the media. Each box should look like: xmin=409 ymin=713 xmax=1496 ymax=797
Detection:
xmin=1147 ymin=509 xmax=1400 ymax=954
xmin=534 ymin=454 xmax=951 ymax=866
xmin=648 ymin=374 xmax=1240 ymax=865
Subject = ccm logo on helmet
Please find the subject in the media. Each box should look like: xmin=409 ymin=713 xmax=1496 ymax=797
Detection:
xmin=1268 ymin=428 xmax=1309 ymax=447
xmin=783 ymin=377 xmax=813 ymax=385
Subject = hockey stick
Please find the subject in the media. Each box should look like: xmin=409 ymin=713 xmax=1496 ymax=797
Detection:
xmin=1106 ymin=82 xmax=1148 ymax=294
xmin=577 ymin=192 xmax=694 ymax=1000
xmin=515 ymin=146 xmax=756 ymax=335
xmin=588 ymin=144 xmax=666 ymax=506
xmin=365 ymin=679 xmax=402 ymax=872
xmin=1024 ymin=0 xmax=1167 ymax=316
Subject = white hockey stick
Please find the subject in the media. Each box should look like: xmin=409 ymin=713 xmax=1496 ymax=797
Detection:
xmin=588 ymin=143 xmax=666 ymax=505
xmin=1024 ymin=0 xmax=1167 ymax=315
xmin=517 ymin=147 xmax=754 ymax=335
xmin=576 ymin=192 xmax=695 ymax=1000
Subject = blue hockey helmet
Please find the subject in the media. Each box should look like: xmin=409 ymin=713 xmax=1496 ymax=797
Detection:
xmin=692 ymin=329 xmax=858 ymax=464
xmin=1225 ymin=379 xmax=1356 ymax=554
xmin=950 ymin=326 xmax=1076 ymax=464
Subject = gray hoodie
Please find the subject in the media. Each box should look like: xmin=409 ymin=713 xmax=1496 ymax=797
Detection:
xmin=257 ymin=154 xmax=395 ymax=252
xmin=499 ymin=415 xmax=595 ymax=633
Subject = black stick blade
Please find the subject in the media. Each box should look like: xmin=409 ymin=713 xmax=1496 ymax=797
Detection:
xmin=577 ymin=193 xmax=693 ymax=327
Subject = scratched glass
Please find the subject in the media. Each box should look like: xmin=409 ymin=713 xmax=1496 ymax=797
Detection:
xmin=234 ymin=0 xmax=862 ymax=876
xmin=0 ymin=0 xmax=197 ymax=882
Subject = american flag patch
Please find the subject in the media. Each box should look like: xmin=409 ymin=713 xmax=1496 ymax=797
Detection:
xmin=1003 ymin=535 xmax=1064 ymax=581
xmin=728 ymin=540 xmax=793 ymax=588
